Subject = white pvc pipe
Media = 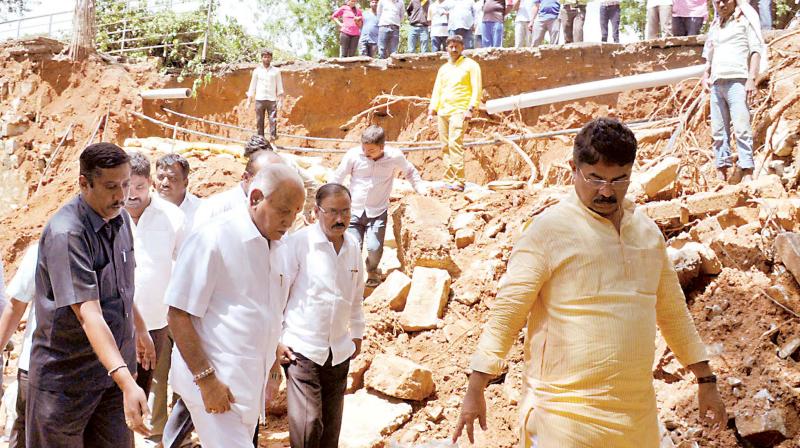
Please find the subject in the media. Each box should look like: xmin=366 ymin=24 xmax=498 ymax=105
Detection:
xmin=139 ymin=88 xmax=192 ymax=100
xmin=486 ymin=65 xmax=706 ymax=114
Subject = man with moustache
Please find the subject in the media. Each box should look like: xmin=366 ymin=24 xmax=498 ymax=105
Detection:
xmin=274 ymin=183 xmax=366 ymax=448
xmin=123 ymin=151 xmax=185 ymax=445
xmin=155 ymin=153 xmax=202 ymax=231
xmin=166 ymin=164 xmax=305 ymax=447
xmin=453 ymin=118 xmax=727 ymax=447
xmin=428 ymin=35 xmax=482 ymax=192
xmin=27 ymin=143 xmax=154 ymax=447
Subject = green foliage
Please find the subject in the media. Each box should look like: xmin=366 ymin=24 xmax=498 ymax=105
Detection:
xmin=96 ymin=0 xmax=272 ymax=87
xmin=259 ymin=0 xmax=343 ymax=58
xmin=0 ymin=0 xmax=27 ymax=20
xmin=620 ymin=0 xmax=646 ymax=39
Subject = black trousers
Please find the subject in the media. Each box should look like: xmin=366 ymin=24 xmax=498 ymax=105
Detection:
xmin=284 ymin=351 xmax=350 ymax=448
xmin=9 ymin=369 xmax=28 ymax=448
xmin=599 ymin=4 xmax=621 ymax=42
xmin=255 ymin=99 xmax=278 ymax=139
xmin=26 ymin=384 xmax=131 ymax=447
xmin=672 ymin=16 xmax=704 ymax=36
xmin=135 ymin=327 xmax=169 ymax=398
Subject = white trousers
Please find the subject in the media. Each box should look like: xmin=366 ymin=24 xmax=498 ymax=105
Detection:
xmin=184 ymin=399 xmax=257 ymax=448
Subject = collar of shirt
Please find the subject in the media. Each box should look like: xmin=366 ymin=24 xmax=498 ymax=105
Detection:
xmin=230 ymin=204 xmax=267 ymax=244
xmin=78 ymin=195 xmax=124 ymax=234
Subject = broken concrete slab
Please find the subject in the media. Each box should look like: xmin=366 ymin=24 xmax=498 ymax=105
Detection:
xmin=747 ymin=174 xmax=787 ymax=199
xmin=774 ymin=232 xmax=800 ymax=285
xmin=455 ymin=228 xmax=476 ymax=249
xmin=347 ymin=357 xmax=372 ymax=393
xmin=464 ymin=188 xmax=492 ymax=203
xmin=400 ymin=267 xmax=451 ymax=331
xmin=771 ymin=118 xmax=799 ymax=157
xmin=0 ymin=115 xmax=29 ymax=138
xmin=668 ymin=246 xmax=701 ymax=286
xmin=734 ymin=409 xmax=790 ymax=446
xmin=364 ymin=354 xmax=435 ymax=401
xmin=378 ymin=246 xmax=402 ymax=275
xmin=392 ymin=195 xmax=458 ymax=275
xmin=339 ymin=390 xmax=413 ymax=448
xmin=636 ymin=156 xmax=681 ymax=198
xmin=450 ymin=212 xmax=480 ymax=234
xmin=482 ymin=220 xmax=506 ymax=240
xmin=716 ymin=207 xmax=759 ymax=229
xmin=365 ymin=270 xmax=412 ymax=311
xmin=685 ymin=186 xmax=745 ymax=216
xmin=642 ymin=199 xmax=685 ymax=221
xmin=759 ymin=199 xmax=800 ymax=232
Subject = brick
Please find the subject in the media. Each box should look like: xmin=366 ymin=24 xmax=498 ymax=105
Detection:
xmin=642 ymin=199 xmax=684 ymax=221
xmin=685 ymin=186 xmax=744 ymax=216
xmin=747 ymin=174 xmax=786 ymax=199
xmin=637 ymin=156 xmax=681 ymax=198
xmin=775 ymin=232 xmax=800 ymax=286
xmin=400 ymin=267 xmax=451 ymax=331
xmin=339 ymin=390 xmax=413 ymax=448
xmin=392 ymin=196 xmax=458 ymax=275
xmin=365 ymin=270 xmax=412 ymax=311
xmin=364 ymin=354 xmax=435 ymax=401
xmin=734 ymin=409 xmax=789 ymax=446
xmin=455 ymin=228 xmax=476 ymax=248
xmin=450 ymin=212 xmax=480 ymax=234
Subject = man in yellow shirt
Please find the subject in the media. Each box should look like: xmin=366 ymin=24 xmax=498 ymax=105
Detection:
xmin=427 ymin=35 xmax=482 ymax=192
xmin=453 ymin=118 xmax=727 ymax=447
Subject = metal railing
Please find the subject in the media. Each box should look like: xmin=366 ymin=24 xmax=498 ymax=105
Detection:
xmin=0 ymin=10 xmax=73 ymax=41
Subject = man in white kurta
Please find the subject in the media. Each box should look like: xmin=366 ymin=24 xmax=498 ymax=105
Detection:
xmin=165 ymin=165 xmax=306 ymax=446
xmin=155 ymin=153 xmax=203 ymax=231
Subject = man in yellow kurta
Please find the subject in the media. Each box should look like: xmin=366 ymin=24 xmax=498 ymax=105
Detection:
xmin=453 ymin=118 xmax=727 ymax=447
xmin=427 ymin=34 xmax=482 ymax=192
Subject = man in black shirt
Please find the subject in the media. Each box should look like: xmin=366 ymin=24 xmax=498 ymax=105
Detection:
xmin=27 ymin=143 xmax=155 ymax=447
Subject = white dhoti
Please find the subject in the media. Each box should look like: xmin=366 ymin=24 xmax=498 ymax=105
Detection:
xmin=183 ymin=398 xmax=257 ymax=447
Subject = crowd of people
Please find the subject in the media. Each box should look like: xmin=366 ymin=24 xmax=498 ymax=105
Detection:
xmin=329 ymin=0 xmax=774 ymax=56
xmin=0 ymin=0 xmax=768 ymax=444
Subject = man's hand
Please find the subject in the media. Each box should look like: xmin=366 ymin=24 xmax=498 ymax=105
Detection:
xmin=121 ymin=380 xmax=152 ymax=436
xmin=351 ymin=338 xmax=362 ymax=360
xmin=136 ymin=330 xmax=156 ymax=371
xmin=701 ymin=70 xmax=711 ymax=92
xmin=452 ymin=372 xmax=491 ymax=444
xmin=197 ymin=374 xmax=236 ymax=414
xmin=277 ymin=343 xmax=297 ymax=365
xmin=698 ymin=383 xmax=727 ymax=429
xmin=246 ymin=96 xmax=252 ymax=107
xmin=427 ymin=110 xmax=437 ymax=125
xmin=745 ymin=77 xmax=757 ymax=107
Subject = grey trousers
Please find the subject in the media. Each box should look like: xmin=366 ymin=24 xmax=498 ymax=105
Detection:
xmin=255 ymin=99 xmax=278 ymax=139
xmin=284 ymin=351 xmax=350 ymax=448
xmin=26 ymin=385 xmax=131 ymax=448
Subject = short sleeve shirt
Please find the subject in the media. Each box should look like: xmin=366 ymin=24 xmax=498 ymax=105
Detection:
xmin=30 ymin=195 xmax=136 ymax=392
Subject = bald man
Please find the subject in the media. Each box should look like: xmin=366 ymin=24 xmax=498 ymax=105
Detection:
xmin=194 ymin=150 xmax=285 ymax=230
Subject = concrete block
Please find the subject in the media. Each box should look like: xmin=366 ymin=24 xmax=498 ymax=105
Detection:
xmin=685 ymin=187 xmax=744 ymax=216
xmin=392 ymin=195 xmax=458 ymax=275
xmin=364 ymin=354 xmax=435 ymax=401
xmin=747 ymin=174 xmax=787 ymax=199
xmin=450 ymin=212 xmax=480 ymax=234
xmin=455 ymin=228 xmax=476 ymax=248
xmin=643 ymin=199 xmax=684 ymax=221
xmin=637 ymin=157 xmax=681 ymax=198
xmin=339 ymin=390 xmax=413 ymax=448
xmin=365 ymin=270 xmax=412 ymax=311
xmin=734 ymin=409 xmax=790 ymax=446
xmin=400 ymin=267 xmax=451 ymax=331
xmin=347 ymin=357 xmax=372 ymax=393
xmin=775 ymin=232 xmax=800 ymax=286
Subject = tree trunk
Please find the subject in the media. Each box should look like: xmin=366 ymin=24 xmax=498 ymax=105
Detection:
xmin=68 ymin=0 xmax=96 ymax=61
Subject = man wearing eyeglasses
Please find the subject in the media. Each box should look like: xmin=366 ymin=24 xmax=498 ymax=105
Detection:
xmin=453 ymin=118 xmax=726 ymax=447
xmin=273 ymin=183 xmax=365 ymax=448
xmin=331 ymin=125 xmax=428 ymax=288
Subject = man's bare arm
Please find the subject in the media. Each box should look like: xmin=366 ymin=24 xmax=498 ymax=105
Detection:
xmin=0 ymin=299 xmax=28 ymax=351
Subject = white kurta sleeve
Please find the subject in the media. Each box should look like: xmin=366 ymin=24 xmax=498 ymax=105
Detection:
xmin=164 ymin=231 xmax=220 ymax=317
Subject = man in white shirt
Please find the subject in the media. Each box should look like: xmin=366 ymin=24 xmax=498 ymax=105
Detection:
xmin=155 ymin=153 xmax=202 ymax=231
xmin=246 ymin=49 xmax=285 ymax=141
xmin=514 ymin=0 xmax=535 ymax=46
xmin=0 ymin=244 xmax=35 ymax=448
xmin=165 ymin=164 xmax=305 ymax=447
xmin=377 ymin=0 xmax=405 ymax=58
xmin=274 ymin=183 xmax=366 ymax=448
xmin=193 ymin=149 xmax=286 ymax=230
xmin=702 ymin=0 xmax=762 ymax=183
xmin=123 ymin=151 xmax=185 ymax=444
xmin=330 ymin=125 xmax=427 ymax=288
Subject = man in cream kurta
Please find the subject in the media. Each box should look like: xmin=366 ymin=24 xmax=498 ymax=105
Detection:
xmin=165 ymin=165 xmax=306 ymax=447
xmin=454 ymin=118 xmax=726 ymax=448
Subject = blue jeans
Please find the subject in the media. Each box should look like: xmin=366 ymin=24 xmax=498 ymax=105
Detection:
xmin=710 ymin=79 xmax=754 ymax=169
xmin=759 ymin=0 xmax=772 ymax=29
xmin=408 ymin=25 xmax=430 ymax=52
xmin=378 ymin=25 xmax=400 ymax=58
xmin=348 ymin=211 xmax=388 ymax=274
xmin=481 ymin=21 xmax=504 ymax=47
xmin=450 ymin=28 xmax=474 ymax=49
xmin=432 ymin=35 xmax=448 ymax=51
